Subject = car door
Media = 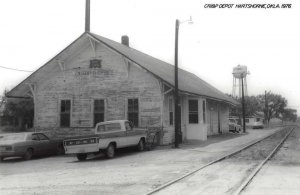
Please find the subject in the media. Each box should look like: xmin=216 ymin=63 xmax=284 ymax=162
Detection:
xmin=125 ymin=121 xmax=139 ymax=146
xmin=30 ymin=134 xmax=43 ymax=155
xmin=37 ymin=133 xmax=53 ymax=155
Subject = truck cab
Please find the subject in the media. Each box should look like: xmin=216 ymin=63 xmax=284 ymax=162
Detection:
xmin=63 ymin=120 xmax=147 ymax=160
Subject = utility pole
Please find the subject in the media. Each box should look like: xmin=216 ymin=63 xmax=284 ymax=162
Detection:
xmin=265 ymin=90 xmax=268 ymax=127
xmin=174 ymin=17 xmax=192 ymax=148
xmin=241 ymin=77 xmax=246 ymax=133
xmin=85 ymin=0 xmax=90 ymax=32
xmin=174 ymin=19 xmax=180 ymax=148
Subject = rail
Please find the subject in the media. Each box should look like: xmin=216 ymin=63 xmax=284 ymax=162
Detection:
xmin=144 ymin=125 xmax=298 ymax=195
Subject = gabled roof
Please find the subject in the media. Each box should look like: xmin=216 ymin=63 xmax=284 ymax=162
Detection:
xmin=7 ymin=32 xmax=238 ymax=105
xmin=88 ymin=33 xmax=237 ymax=105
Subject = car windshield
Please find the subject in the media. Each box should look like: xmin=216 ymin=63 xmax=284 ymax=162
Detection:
xmin=0 ymin=134 xmax=26 ymax=141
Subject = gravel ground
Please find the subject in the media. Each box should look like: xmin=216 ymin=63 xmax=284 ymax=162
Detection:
xmin=0 ymin=128 xmax=280 ymax=195
xmin=242 ymin=128 xmax=300 ymax=195
xmin=154 ymin=128 xmax=291 ymax=195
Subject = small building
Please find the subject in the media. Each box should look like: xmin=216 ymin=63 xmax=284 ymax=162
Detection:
xmin=229 ymin=115 xmax=264 ymax=129
xmin=6 ymin=32 xmax=237 ymax=144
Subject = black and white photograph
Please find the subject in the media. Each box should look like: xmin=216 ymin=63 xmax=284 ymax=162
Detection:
xmin=0 ymin=0 xmax=299 ymax=194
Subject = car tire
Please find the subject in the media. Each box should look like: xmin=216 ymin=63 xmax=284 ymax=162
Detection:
xmin=24 ymin=148 xmax=33 ymax=160
xmin=105 ymin=144 xmax=115 ymax=159
xmin=76 ymin=153 xmax=87 ymax=161
xmin=0 ymin=157 xmax=4 ymax=162
xmin=137 ymin=139 xmax=145 ymax=152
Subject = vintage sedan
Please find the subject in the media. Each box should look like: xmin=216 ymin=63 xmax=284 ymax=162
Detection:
xmin=228 ymin=118 xmax=242 ymax=133
xmin=0 ymin=132 xmax=63 ymax=161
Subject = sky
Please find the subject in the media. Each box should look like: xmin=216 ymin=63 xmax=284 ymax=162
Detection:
xmin=0 ymin=0 xmax=299 ymax=113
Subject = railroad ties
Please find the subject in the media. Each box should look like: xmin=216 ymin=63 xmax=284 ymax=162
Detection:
xmin=145 ymin=125 xmax=297 ymax=195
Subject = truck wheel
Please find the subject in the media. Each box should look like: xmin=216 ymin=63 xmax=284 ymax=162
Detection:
xmin=77 ymin=153 xmax=87 ymax=161
xmin=24 ymin=148 xmax=33 ymax=160
xmin=137 ymin=139 xmax=145 ymax=152
xmin=106 ymin=144 xmax=115 ymax=158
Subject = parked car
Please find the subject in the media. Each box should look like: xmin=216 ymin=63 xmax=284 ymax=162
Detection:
xmin=228 ymin=118 xmax=241 ymax=133
xmin=252 ymin=121 xmax=264 ymax=129
xmin=64 ymin=120 xmax=147 ymax=161
xmin=0 ymin=132 xmax=63 ymax=161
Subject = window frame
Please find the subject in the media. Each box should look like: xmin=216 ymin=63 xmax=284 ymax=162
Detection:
xmin=127 ymin=98 xmax=139 ymax=127
xmin=188 ymin=99 xmax=199 ymax=124
xmin=89 ymin=59 xmax=102 ymax=68
xmin=31 ymin=134 xmax=39 ymax=141
xmin=37 ymin=133 xmax=50 ymax=141
xmin=93 ymin=99 xmax=105 ymax=127
xmin=97 ymin=123 xmax=122 ymax=134
xmin=169 ymin=97 xmax=174 ymax=126
xmin=59 ymin=99 xmax=72 ymax=127
xmin=202 ymin=100 xmax=206 ymax=123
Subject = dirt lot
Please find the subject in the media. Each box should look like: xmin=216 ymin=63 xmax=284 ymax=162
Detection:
xmin=0 ymin=128 xmax=280 ymax=195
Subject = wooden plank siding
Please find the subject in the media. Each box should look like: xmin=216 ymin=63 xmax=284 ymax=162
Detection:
xmin=33 ymin=37 xmax=162 ymax=138
xmin=7 ymin=33 xmax=234 ymax=144
xmin=207 ymin=100 xmax=230 ymax=136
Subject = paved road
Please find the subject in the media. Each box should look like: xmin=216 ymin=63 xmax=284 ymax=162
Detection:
xmin=0 ymin=129 xmax=279 ymax=194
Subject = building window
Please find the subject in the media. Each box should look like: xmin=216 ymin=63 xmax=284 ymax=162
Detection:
xmin=245 ymin=119 xmax=250 ymax=123
xmin=169 ymin=98 xmax=174 ymax=125
xmin=94 ymin=99 xmax=105 ymax=126
xmin=60 ymin=100 xmax=71 ymax=127
xmin=128 ymin=98 xmax=139 ymax=127
xmin=189 ymin=100 xmax=199 ymax=124
xmin=90 ymin=59 xmax=101 ymax=68
xmin=202 ymin=100 xmax=206 ymax=123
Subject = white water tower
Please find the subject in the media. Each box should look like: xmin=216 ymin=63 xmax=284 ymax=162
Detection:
xmin=232 ymin=65 xmax=249 ymax=97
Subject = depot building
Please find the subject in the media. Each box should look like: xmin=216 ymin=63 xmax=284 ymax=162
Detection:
xmin=7 ymin=32 xmax=237 ymax=144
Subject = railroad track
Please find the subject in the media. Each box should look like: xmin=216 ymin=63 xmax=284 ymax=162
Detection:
xmin=145 ymin=125 xmax=297 ymax=195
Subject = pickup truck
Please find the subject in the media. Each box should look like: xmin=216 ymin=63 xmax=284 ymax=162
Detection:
xmin=63 ymin=120 xmax=147 ymax=161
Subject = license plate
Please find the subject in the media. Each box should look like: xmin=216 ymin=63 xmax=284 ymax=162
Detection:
xmin=64 ymin=138 xmax=97 ymax=146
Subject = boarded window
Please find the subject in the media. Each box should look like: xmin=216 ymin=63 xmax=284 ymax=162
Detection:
xmin=90 ymin=59 xmax=102 ymax=68
xmin=202 ymin=100 xmax=206 ymax=123
xmin=94 ymin=99 xmax=105 ymax=126
xmin=169 ymin=98 xmax=173 ymax=125
xmin=128 ymin=98 xmax=139 ymax=127
xmin=60 ymin=100 xmax=71 ymax=127
xmin=189 ymin=100 xmax=199 ymax=124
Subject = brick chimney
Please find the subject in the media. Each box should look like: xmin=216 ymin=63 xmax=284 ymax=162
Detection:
xmin=121 ymin=35 xmax=129 ymax=47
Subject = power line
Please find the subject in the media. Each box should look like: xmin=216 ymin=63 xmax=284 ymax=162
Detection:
xmin=0 ymin=65 xmax=33 ymax=73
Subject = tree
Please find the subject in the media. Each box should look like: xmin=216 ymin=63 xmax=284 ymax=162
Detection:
xmin=257 ymin=92 xmax=287 ymax=124
xmin=281 ymin=108 xmax=297 ymax=122
xmin=2 ymin=97 xmax=34 ymax=129
xmin=230 ymin=96 xmax=261 ymax=117
xmin=0 ymin=89 xmax=8 ymax=108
